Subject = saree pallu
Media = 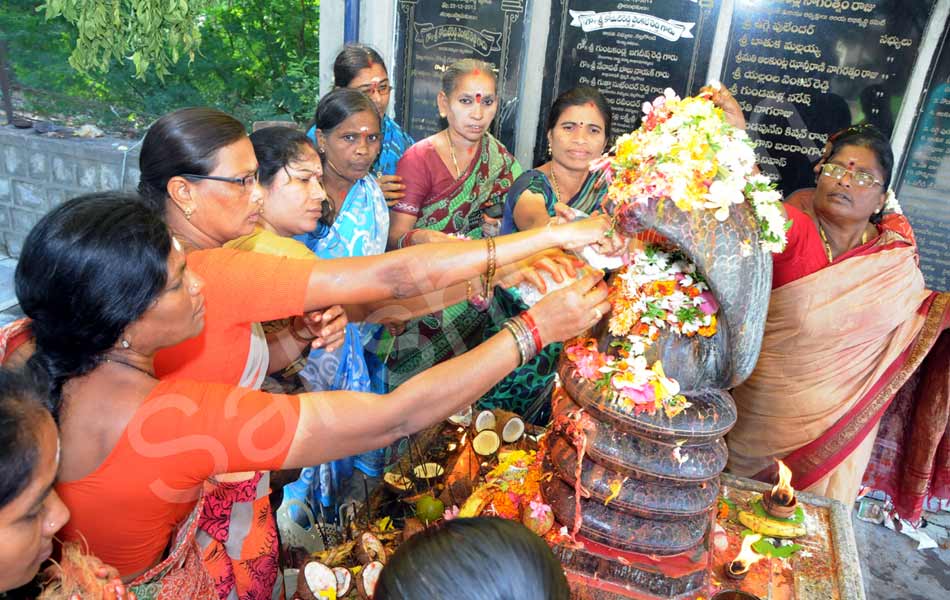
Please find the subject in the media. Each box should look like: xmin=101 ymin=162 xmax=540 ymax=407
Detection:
xmin=727 ymin=233 xmax=950 ymax=512
xmin=383 ymin=134 xmax=521 ymax=389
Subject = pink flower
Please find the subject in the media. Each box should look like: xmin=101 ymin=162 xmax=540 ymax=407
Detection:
xmin=443 ymin=505 xmax=460 ymax=521
xmin=698 ymin=291 xmax=719 ymax=315
xmin=530 ymin=500 xmax=552 ymax=521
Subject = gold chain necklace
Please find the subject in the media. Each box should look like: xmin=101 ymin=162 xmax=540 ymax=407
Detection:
xmin=817 ymin=221 xmax=869 ymax=262
xmin=549 ymin=164 xmax=562 ymax=202
xmin=445 ymin=130 xmax=461 ymax=179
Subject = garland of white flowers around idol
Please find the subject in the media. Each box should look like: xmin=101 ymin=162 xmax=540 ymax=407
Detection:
xmin=567 ymin=88 xmax=789 ymax=419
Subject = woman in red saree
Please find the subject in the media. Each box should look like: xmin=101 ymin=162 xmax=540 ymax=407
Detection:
xmin=717 ymin=117 xmax=950 ymax=520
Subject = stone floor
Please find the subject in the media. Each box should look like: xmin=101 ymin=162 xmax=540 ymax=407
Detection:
xmin=854 ymin=501 xmax=950 ymax=599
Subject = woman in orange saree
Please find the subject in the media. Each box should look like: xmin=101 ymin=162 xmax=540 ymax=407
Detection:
xmin=722 ymin=122 xmax=950 ymax=520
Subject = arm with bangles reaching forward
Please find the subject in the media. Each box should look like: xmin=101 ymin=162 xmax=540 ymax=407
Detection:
xmin=280 ymin=273 xmax=609 ymax=468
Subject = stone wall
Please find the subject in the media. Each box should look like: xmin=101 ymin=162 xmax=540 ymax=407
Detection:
xmin=0 ymin=124 xmax=140 ymax=257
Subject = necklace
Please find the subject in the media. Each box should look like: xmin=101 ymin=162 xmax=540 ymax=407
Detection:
xmin=444 ymin=130 xmax=462 ymax=179
xmin=105 ymin=357 xmax=155 ymax=378
xmin=817 ymin=221 xmax=869 ymax=262
xmin=549 ymin=164 xmax=562 ymax=203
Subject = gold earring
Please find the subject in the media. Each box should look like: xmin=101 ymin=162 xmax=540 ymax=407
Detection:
xmin=121 ymin=338 xmax=131 ymax=349
xmin=183 ymin=207 xmax=193 ymax=220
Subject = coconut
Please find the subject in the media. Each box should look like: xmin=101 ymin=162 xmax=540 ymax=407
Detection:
xmin=474 ymin=409 xmax=496 ymax=432
xmin=333 ymin=567 xmax=353 ymax=597
xmin=383 ymin=471 xmax=413 ymax=493
xmin=354 ymin=531 xmax=387 ymax=565
xmin=521 ymin=501 xmax=555 ymax=537
xmin=472 ymin=429 xmax=500 ymax=456
xmin=296 ymin=560 xmax=337 ymax=600
xmin=357 ymin=560 xmax=384 ymax=599
xmin=493 ymin=409 xmax=525 ymax=443
xmin=412 ymin=462 xmax=444 ymax=480
xmin=447 ymin=405 xmax=473 ymax=427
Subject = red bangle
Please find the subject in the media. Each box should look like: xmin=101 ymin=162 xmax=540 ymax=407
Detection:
xmin=519 ymin=311 xmax=543 ymax=353
xmin=398 ymin=228 xmax=419 ymax=249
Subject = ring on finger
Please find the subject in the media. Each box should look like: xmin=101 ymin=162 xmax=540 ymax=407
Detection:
xmin=592 ymin=307 xmax=603 ymax=322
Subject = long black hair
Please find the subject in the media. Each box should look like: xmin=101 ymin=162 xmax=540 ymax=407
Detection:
xmin=250 ymin=126 xmax=316 ymax=187
xmin=374 ymin=517 xmax=570 ymax=600
xmin=334 ymin=44 xmax=387 ymax=88
xmin=546 ymin=86 xmax=613 ymax=141
xmin=137 ymin=107 xmax=247 ymax=213
xmin=0 ymin=368 xmax=50 ymax=508
xmin=16 ymin=192 xmax=172 ymax=420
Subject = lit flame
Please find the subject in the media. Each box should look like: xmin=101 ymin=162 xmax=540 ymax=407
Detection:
xmin=772 ymin=460 xmax=795 ymax=505
xmin=460 ymin=432 xmax=468 ymax=447
xmin=729 ymin=533 xmax=763 ymax=574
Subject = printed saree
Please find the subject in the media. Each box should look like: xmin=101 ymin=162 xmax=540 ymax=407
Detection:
xmin=383 ymin=133 xmax=522 ymax=389
xmin=727 ymin=224 xmax=950 ymax=517
xmin=476 ymin=169 xmax=608 ymax=419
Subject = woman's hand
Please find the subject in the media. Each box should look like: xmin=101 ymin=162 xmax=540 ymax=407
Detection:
xmin=496 ymin=250 xmax=584 ymax=293
xmin=702 ymin=82 xmax=746 ymax=131
xmin=377 ymin=175 xmax=406 ymax=207
xmin=553 ymin=213 xmax=628 ymax=256
xmin=54 ymin=563 xmax=137 ymax=600
xmin=296 ymin=306 xmax=348 ymax=351
xmin=527 ymin=272 xmax=610 ymax=346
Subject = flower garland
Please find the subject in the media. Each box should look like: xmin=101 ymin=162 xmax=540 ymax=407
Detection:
xmin=595 ymin=88 xmax=789 ymax=253
xmin=566 ymin=245 xmax=718 ymax=418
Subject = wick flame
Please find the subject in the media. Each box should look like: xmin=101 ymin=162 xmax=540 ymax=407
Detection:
xmin=459 ymin=432 xmax=468 ymax=447
xmin=772 ymin=460 xmax=795 ymax=504
xmin=730 ymin=533 xmax=763 ymax=574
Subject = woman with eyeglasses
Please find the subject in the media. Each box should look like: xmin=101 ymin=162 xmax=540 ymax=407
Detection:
xmin=127 ymin=106 xmax=614 ymax=598
xmin=15 ymin=192 xmax=610 ymax=598
xmin=709 ymin=87 xmax=950 ymax=517
xmin=307 ymin=44 xmax=414 ymax=207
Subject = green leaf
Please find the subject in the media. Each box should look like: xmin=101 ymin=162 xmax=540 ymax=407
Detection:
xmin=752 ymin=539 xmax=803 ymax=558
xmin=750 ymin=498 xmax=805 ymax=524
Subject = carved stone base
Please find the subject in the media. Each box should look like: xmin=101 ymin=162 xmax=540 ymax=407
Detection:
xmin=552 ymin=529 xmax=711 ymax=600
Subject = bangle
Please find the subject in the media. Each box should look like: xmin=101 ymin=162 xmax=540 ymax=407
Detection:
xmin=289 ymin=317 xmax=316 ymax=343
xmin=519 ymin=311 xmax=543 ymax=354
xmin=503 ymin=316 xmax=538 ymax=366
xmin=502 ymin=321 xmax=526 ymax=366
xmin=397 ymin=228 xmax=419 ymax=249
xmin=484 ymin=236 xmax=497 ymax=301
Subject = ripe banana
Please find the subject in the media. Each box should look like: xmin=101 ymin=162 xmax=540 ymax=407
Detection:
xmin=738 ymin=510 xmax=806 ymax=538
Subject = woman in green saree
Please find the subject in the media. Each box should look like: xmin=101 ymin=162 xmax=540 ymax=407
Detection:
xmin=384 ymin=59 xmax=524 ymax=392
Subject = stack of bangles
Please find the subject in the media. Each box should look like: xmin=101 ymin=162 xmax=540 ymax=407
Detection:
xmin=503 ymin=312 xmax=543 ymax=366
xmin=467 ymin=235 xmax=496 ymax=311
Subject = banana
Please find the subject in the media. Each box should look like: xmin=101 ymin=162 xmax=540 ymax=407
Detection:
xmin=738 ymin=510 xmax=807 ymax=538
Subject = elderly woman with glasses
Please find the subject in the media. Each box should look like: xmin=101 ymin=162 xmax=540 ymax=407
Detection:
xmin=709 ymin=88 xmax=950 ymax=518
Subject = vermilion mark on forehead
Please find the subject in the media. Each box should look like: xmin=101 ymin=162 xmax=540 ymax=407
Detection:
xmin=475 ymin=93 xmax=482 ymax=103
xmin=585 ymin=101 xmax=596 ymax=108
xmin=472 ymin=68 xmax=482 ymax=76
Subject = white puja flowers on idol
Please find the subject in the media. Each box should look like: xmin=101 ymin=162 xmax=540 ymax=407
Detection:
xmin=705 ymin=180 xmax=745 ymax=221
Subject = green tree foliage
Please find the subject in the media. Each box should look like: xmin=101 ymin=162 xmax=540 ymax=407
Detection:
xmin=1 ymin=0 xmax=320 ymax=134
xmin=40 ymin=0 xmax=210 ymax=80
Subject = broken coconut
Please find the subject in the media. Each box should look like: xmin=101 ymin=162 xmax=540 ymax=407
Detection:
xmin=474 ymin=409 xmax=496 ymax=432
xmin=447 ymin=405 xmax=473 ymax=427
xmin=355 ymin=532 xmax=387 ymax=565
xmin=472 ymin=429 xmax=500 ymax=457
xmin=493 ymin=409 xmax=525 ymax=443
xmin=296 ymin=560 xmax=336 ymax=600
xmin=412 ymin=462 xmax=444 ymax=480
xmin=357 ymin=560 xmax=384 ymax=599
xmin=333 ymin=567 xmax=352 ymax=597
xmin=383 ymin=471 xmax=413 ymax=493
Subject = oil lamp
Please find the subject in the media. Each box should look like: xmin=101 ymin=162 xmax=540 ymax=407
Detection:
xmin=762 ymin=460 xmax=798 ymax=519
xmin=724 ymin=533 xmax=762 ymax=580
